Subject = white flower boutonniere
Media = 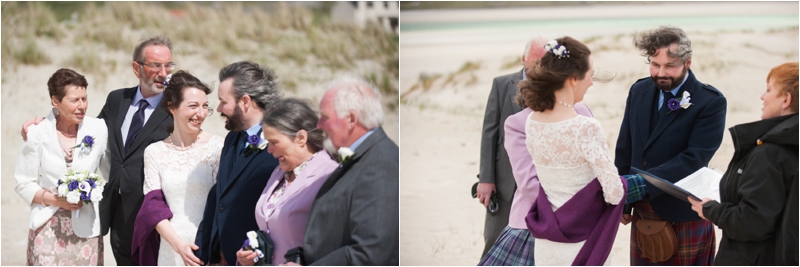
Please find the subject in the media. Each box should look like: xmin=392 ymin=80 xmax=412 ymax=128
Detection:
xmin=666 ymin=91 xmax=693 ymax=114
xmin=337 ymin=147 xmax=355 ymax=163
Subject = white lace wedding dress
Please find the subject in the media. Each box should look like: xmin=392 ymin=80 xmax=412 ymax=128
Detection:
xmin=142 ymin=135 xmax=224 ymax=266
xmin=525 ymin=114 xmax=624 ymax=266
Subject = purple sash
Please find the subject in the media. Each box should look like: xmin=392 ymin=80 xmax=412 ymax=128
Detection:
xmin=131 ymin=189 xmax=173 ymax=266
xmin=525 ymin=177 xmax=627 ymax=265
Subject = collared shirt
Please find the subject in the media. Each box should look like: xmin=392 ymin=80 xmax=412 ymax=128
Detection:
xmin=120 ymin=85 xmax=164 ymax=145
xmin=242 ymin=122 xmax=262 ymax=149
xmin=657 ymin=73 xmax=689 ymax=110
xmin=521 ymin=68 xmax=527 ymax=80
xmin=349 ymin=128 xmax=376 ymax=152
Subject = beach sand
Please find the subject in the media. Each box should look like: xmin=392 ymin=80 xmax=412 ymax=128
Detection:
xmin=400 ymin=2 xmax=798 ymax=265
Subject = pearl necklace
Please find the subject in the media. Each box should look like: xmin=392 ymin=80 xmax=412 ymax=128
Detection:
xmin=167 ymin=130 xmax=202 ymax=151
xmin=557 ymin=101 xmax=574 ymax=108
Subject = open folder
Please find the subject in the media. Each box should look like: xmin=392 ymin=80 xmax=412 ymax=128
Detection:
xmin=631 ymin=167 xmax=723 ymax=203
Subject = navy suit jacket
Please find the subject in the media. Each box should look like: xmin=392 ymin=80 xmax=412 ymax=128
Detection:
xmin=615 ymin=70 xmax=727 ymax=222
xmin=195 ymin=130 xmax=279 ymax=265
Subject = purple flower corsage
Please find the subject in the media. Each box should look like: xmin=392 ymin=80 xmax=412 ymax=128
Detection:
xmin=243 ymin=134 xmax=268 ymax=156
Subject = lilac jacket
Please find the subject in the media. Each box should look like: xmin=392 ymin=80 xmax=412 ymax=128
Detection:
xmin=254 ymin=152 xmax=338 ymax=263
xmin=504 ymin=103 xmax=594 ymax=229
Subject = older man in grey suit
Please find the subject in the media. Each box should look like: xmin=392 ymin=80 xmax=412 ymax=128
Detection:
xmin=288 ymin=75 xmax=398 ymax=265
xmin=477 ymin=37 xmax=547 ymax=256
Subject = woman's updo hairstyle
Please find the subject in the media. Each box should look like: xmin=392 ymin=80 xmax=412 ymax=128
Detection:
xmin=159 ymin=70 xmax=213 ymax=133
xmin=517 ymin=36 xmax=592 ymax=112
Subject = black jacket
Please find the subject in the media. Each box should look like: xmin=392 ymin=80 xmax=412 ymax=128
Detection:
xmin=703 ymin=113 xmax=798 ymax=265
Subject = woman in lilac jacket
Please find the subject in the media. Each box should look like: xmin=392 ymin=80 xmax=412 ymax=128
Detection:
xmin=235 ymin=98 xmax=338 ymax=265
xmin=479 ymin=102 xmax=593 ymax=265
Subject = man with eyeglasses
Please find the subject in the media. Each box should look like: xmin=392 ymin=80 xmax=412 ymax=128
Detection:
xmin=22 ymin=35 xmax=177 ymax=266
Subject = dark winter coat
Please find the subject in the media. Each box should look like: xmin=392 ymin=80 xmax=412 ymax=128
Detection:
xmin=703 ymin=113 xmax=798 ymax=265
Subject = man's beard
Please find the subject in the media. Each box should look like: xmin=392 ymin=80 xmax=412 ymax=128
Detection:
xmin=221 ymin=105 xmax=246 ymax=131
xmin=652 ymin=66 xmax=688 ymax=91
xmin=140 ymin=70 xmax=166 ymax=96
xmin=323 ymin=136 xmax=337 ymax=155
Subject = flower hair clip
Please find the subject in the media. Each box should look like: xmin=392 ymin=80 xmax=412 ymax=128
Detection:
xmin=162 ymin=74 xmax=173 ymax=87
xmin=544 ymin=40 xmax=569 ymax=58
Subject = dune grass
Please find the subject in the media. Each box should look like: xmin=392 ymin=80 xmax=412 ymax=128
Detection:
xmin=2 ymin=2 xmax=398 ymax=106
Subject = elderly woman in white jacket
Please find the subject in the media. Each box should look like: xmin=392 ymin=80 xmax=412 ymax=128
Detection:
xmin=15 ymin=68 xmax=108 ymax=266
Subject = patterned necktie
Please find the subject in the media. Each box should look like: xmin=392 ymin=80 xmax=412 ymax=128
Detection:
xmin=125 ymin=99 xmax=149 ymax=154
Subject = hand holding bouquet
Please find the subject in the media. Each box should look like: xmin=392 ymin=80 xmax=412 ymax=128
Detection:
xmin=56 ymin=170 xmax=105 ymax=217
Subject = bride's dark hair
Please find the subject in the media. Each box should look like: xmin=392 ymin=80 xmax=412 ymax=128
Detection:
xmin=516 ymin=36 xmax=592 ymax=111
xmin=160 ymin=70 xmax=212 ymax=133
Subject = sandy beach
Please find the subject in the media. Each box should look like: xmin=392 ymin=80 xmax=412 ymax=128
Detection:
xmin=1 ymin=3 xmax=397 ymax=265
xmin=399 ymin=2 xmax=798 ymax=265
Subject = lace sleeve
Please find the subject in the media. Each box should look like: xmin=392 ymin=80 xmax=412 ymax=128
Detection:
xmin=142 ymin=144 xmax=161 ymax=195
xmin=210 ymin=136 xmax=224 ymax=184
xmin=580 ymin=119 xmax=624 ymax=204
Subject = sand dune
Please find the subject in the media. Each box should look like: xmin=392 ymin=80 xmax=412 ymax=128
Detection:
xmin=400 ymin=2 xmax=798 ymax=265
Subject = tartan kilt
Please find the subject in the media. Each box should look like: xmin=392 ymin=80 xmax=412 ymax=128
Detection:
xmin=478 ymin=226 xmax=535 ymax=266
xmin=630 ymin=201 xmax=716 ymax=265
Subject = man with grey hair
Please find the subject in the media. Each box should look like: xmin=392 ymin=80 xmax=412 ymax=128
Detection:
xmin=287 ymin=75 xmax=398 ymax=265
xmin=615 ymin=26 xmax=726 ymax=265
xmin=193 ymin=61 xmax=281 ymax=265
xmin=476 ymin=36 xmax=547 ymax=257
xmin=21 ymin=35 xmax=176 ymax=265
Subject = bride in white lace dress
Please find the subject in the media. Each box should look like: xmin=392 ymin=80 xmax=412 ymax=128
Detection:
xmin=519 ymin=37 xmax=624 ymax=265
xmin=139 ymin=71 xmax=224 ymax=265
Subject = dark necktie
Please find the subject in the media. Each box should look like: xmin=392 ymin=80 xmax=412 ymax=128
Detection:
xmin=234 ymin=131 xmax=248 ymax=162
xmin=658 ymin=91 xmax=675 ymax=120
xmin=125 ymin=99 xmax=149 ymax=154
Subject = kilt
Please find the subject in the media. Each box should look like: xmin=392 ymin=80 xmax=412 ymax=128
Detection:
xmin=478 ymin=226 xmax=535 ymax=266
xmin=630 ymin=201 xmax=715 ymax=265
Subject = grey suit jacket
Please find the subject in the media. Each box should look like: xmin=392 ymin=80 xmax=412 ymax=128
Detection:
xmin=303 ymin=127 xmax=399 ymax=265
xmin=479 ymin=69 xmax=524 ymax=202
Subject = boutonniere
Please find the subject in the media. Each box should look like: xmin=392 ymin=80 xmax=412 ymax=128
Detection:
xmin=241 ymin=231 xmax=266 ymax=264
xmin=337 ymin=147 xmax=355 ymax=163
xmin=243 ymin=133 xmax=268 ymax=156
xmin=72 ymin=135 xmax=95 ymax=155
xmin=666 ymin=91 xmax=693 ymax=114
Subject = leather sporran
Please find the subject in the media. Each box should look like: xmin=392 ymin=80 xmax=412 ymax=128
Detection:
xmin=635 ymin=219 xmax=678 ymax=262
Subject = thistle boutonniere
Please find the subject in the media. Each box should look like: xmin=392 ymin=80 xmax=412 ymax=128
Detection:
xmin=337 ymin=147 xmax=355 ymax=163
xmin=666 ymin=91 xmax=693 ymax=114
xmin=243 ymin=133 xmax=268 ymax=156
xmin=72 ymin=135 xmax=95 ymax=155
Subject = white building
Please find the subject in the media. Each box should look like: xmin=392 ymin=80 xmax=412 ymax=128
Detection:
xmin=331 ymin=1 xmax=398 ymax=33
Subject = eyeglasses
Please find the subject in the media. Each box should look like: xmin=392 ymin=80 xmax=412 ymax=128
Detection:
xmin=136 ymin=61 xmax=176 ymax=72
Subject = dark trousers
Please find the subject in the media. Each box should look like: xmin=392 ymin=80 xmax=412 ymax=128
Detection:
xmin=481 ymin=198 xmax=512 ymax=257
xmin=110 ymin=195 xmax=139 ymax=266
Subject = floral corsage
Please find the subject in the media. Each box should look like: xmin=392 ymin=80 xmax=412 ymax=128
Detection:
xmin=72 ymin=135 xmax=95 ymax=155
xmin=337 ymin=147 xmax=355 ymax=163
xmin=241 ymin=231 xmax=267 ymax=264
xmin=666 ymin=91 xmax=693 ymax=114
xmin=244 ymin=133 xmax=268 ymax=156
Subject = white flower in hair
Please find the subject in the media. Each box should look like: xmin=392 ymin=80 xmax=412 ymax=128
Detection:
xmin=547 ymin=40 xmax=558 ymax=48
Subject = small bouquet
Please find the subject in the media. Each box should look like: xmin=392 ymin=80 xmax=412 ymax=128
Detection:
xmin=57 ymin=170 xmax=105 ymax=217
xmin=241 ymin=230 xmax=269 ymax=265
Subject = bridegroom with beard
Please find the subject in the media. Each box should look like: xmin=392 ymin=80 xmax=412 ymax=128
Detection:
xmin=193 ymin=61 xmax=281 ymax=265
xmin=615 ymin=26 xmax=726 ymax=265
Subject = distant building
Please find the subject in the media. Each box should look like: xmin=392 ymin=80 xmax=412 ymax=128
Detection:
xmin=331 ymin=1 xmax=398 ymax=33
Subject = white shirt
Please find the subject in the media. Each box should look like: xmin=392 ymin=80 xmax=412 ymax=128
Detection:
xmin=120 ymin=86 xmax=164 ymax=145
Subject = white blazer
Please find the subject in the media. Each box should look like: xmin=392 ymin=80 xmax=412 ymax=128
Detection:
xmin=14 ymin=111 xmax=108 ymax=238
